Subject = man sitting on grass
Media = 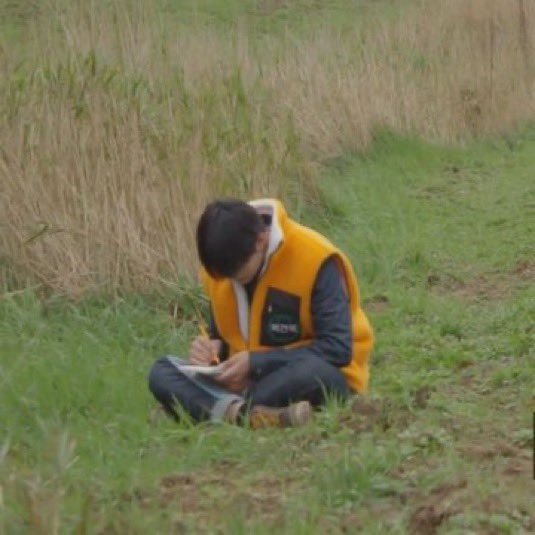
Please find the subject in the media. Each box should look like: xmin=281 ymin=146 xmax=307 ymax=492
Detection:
xmin=148 ymin=198 xmax=374 ymax=428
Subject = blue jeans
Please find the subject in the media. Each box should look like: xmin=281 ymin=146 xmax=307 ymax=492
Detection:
xmin=148 ymin=353 xmax=349 ymax=423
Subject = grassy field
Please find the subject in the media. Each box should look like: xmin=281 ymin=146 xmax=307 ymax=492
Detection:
xmin=1 ymin=1 xmax=534 ymax=533
xmin=1 ymin=127 xmax=534 ymax=533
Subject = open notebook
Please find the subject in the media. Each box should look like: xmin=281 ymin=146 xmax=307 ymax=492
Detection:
xmin=167 ymin=357 xmax=224 ymax=378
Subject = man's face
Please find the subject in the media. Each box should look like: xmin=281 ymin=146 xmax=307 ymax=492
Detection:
xmin=232 ymin=231 xmax=269 ymax=285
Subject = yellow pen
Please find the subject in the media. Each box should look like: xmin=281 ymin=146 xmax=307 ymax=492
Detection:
xmin=199 ymin=320 xmax=220 ymax=365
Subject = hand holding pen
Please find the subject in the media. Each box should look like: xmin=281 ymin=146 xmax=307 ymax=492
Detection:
xmin=189 ymin=321 xmax=221 ymax=366
xmin=198 ymin=322 xmax=220 ymax=365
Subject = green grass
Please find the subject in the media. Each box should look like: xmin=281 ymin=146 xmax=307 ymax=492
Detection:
xmin=1 ymin=127 xmax=534 ymax=533
xmin=141 ymin=0 xmax=410 ymax=35
xmin=0 ymin=0 xmax=410 ymax=35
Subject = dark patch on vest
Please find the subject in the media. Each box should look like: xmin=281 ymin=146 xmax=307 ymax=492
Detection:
xmin=260 ymin=288 xmax=301 ymax=346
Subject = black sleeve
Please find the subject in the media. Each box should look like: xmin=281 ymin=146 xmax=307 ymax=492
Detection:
xmin=249 ymin=256 xmax=352 ymax=380
xmin=208 ymin=307 xmax=230 ymax=362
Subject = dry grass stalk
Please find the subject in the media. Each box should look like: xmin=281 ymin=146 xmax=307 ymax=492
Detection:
xmin=1 ymin=0 xmax=533 ymax=295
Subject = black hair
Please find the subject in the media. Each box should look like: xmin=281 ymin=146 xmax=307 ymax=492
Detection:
xmin=196 ymin=199 xmax=265 ymax=278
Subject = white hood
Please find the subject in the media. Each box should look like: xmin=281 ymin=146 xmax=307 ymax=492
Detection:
xmin=231 ymin=199 xmax=285 ymax=342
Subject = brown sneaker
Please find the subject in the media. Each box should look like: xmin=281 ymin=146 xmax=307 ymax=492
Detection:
xmin=249 ymin=401 xmax=313 ymax=429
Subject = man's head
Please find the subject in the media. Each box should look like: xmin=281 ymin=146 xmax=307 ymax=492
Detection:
xmin=196 ymin=199 xmax=269 ymax=284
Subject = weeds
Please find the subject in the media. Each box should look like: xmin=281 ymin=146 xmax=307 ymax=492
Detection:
xmin=1 ymin=0 xmax=534 ymax=294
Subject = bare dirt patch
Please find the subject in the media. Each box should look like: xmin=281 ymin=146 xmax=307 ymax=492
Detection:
xmin=118 ymin=465 xmax=242 ymax=523
xmin=501 ymin=452 xmax=532 ymax=476
xmin=231 ymin=473 xmax=295 ymax=522
xmin=338 ymin=397 xmax=380 ymax=432
xmin=395 ymin=351 xmax=532 ymax=534
xmin=315 ymin=509 xmax=365 ymax=533
xmin=514 ymin=259 xmax=535 ymax=280
xmin=459 ymin=440 xmax=524 ymax=462
xmin=159 ymin=473 xmax=208 ymax=510
xmin=427 ymin=260 xmax=534 ymax=301
xmin=475 ymin=494 xmax=534 ymax=535
xmin=364 ymin=295 xmax=390 ymax=314
xmin=428 ymin=272 xmax=510 ymax=300
xmin=153 ymin=466 xmax=293 ymax=527
xmin=404 ymin=454 xmax=533 ymax=535
xmin=411 ymin=386 xmax=435 ymax=410
xmin=256 ymin=0 xmax=290 ymax=13
xmin=338 ymin=396 xmax=412 ymax=432
xmin=409 ymin=480 xmax=467 ymax=535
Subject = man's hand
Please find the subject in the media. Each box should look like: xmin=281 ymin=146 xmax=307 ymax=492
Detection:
xmin=189 ymin=336 xmax=222 ymax=366
xmin=215 ymin=351 xmax=250 ymax=393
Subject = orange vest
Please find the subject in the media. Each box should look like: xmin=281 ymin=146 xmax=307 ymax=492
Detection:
xmin=201 ymin=200 xmax=374 ymax=392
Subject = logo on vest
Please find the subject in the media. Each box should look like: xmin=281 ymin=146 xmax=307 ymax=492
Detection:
xmin=268 ymin=313 xmax=301 ymax=343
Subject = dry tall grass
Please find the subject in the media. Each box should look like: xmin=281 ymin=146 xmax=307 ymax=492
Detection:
xmin=1 ymin=0 xmax=533 ymax=295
